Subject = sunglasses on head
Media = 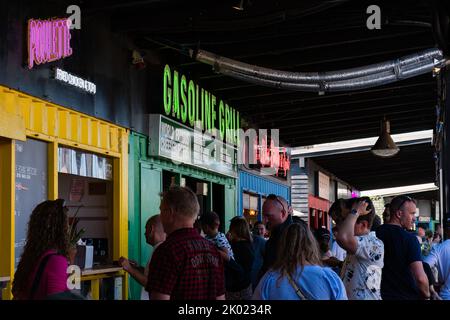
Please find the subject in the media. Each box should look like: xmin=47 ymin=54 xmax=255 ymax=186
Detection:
xmin=267 ymin=194 xmax=287 ymax=213
xmin=392 ymin=195 xmax=413 ymax=212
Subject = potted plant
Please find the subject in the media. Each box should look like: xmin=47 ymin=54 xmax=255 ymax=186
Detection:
xmin=67 ymin=206 xmax=85 ymax=265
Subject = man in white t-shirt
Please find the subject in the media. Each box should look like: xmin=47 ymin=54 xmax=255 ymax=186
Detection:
xmin=424 ymin=228 xmax=450 ymax=300
xmin=333 ymin=197 xmax=384 ymax=300
xmin=119 ymin=214 xmax=166 ymax=300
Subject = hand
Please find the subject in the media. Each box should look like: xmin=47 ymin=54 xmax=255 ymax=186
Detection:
xmin=352 ymin=200 xmax=371 ymax=216
xmin=118 ymin=256 xmax=132 ymax=272
xmin=431 ymin=291 xmax=442 ymax=300
xmin=128 ymin=259 xmax=138 ymax=267
xmin=430 ymin=287 xmax=442 ymax=300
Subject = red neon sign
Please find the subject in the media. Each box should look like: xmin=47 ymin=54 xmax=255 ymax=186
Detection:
xmin=256 ymin=137 xmax=291 ymax=176
xmin=28 ymin=18 xmax=73 ymax=69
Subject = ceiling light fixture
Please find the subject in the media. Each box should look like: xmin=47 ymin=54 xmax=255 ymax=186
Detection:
xmin=371 ymin=118 xmax=400 ymax=158
xmin=232 ymin=0 xmax=244 ymax=11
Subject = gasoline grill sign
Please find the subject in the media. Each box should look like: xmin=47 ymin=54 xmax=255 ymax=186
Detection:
xmin=27 ymin=18 xmax=73 ymax=69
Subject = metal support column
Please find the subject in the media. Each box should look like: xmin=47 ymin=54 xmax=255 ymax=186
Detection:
xmin=442 ymin=69 xmax=450 ymax=239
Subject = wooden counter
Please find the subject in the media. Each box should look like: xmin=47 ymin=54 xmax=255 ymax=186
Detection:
xmin=81 ymin=266 xmax=122 ymax=276
xmin=79 ymin=265 xmax=127 ymax=300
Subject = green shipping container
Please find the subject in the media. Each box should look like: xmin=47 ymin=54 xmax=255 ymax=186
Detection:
xmin=128 ymin=132 xmax=238 ymax=300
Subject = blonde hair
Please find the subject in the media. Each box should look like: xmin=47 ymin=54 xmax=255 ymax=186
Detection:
xmin=160 ymin=186 xmax=200 ymax=218
xmin=272 ymin=222 xmax=322 ymax=281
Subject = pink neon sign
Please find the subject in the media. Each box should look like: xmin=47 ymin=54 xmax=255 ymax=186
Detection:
xmin=28 ymin=18 xmax=73 ymax=69
xmin=256 ymin=137 xmax=291 ymax=177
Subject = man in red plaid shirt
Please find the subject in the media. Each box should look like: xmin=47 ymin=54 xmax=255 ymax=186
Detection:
xmin=146 ymin=186 xmax=226 ymax=300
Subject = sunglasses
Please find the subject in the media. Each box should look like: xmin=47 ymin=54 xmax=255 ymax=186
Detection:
xmin=392 ymin=195 xmax=413 ymax=213
xmin=267 ymin=194 xmax=288 ymax=213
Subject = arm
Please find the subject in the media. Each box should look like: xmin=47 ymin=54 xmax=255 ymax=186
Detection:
xmin=129 ymin=260 xmax=145 ymax=273
xmin=335 ymin=201 xmax=369 ymax=254
xmin=119 ymin=257 xmax=147 ymax=287
xmin=409 ymin=261 xmax=430 ymax=299
xmin=126 ymin=266 xmax=148 ymax=287
xmin=150 ymin=291 xmax=170 ymax=300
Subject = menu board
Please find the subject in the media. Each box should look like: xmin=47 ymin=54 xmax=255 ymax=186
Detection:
xmin=15 ymin=139 xmax=48 ymax=268
xmin=148 ymin=114 xmax=237 ymax=178
xmin=317 ymin=171 xmax=330 ymax=200
xmin=58 ymin=147 xmax=113 ymax=180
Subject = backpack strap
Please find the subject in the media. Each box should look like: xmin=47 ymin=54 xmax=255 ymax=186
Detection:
xmin=29 ymin=253 xmax=57 ymax=300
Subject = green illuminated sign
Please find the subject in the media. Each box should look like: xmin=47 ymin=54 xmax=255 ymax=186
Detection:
xmin=163 ymin=64 xmax=240 ymax=144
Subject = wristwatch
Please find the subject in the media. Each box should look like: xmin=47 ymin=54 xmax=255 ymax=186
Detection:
xmin=350 ymin=209 xmax=358 ymax=216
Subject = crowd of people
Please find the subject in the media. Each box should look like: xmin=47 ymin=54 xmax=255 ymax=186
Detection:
xmin=10 ymin=186 xmax=450 ymax=300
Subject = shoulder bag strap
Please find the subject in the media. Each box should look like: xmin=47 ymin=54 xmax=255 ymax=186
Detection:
xmin=29 ymin=253 xmax=57 ymax=299
xmin=286 ymin=273 xmax=309 ymax=300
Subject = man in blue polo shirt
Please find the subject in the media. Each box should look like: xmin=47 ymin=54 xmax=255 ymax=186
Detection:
xmin=424 ymin=227 xmax=450 ymax=300
xmin=376 ymin=195 xmax=430 ymax=300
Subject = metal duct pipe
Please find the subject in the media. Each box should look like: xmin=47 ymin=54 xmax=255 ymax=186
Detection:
xmin=191 ymin=48 xmax=443 ymax=83
xmin=218 ymin=58 xmax=444 ymax=92
xmin=329 ymin=60 xmax=442 ymax=92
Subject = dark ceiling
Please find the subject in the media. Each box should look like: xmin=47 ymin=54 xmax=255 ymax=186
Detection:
xmin=84 ymin=0 xmax=449 ymax=189
xmin=313 ymin=143 xmax=436 ymax=190
xmin=86 ymin=0 xmax=448 ymax=147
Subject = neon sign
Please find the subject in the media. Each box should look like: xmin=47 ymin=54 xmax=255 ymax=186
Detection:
xmin=54 ymin=68 xmax=96 ymax=94
xmin=28 ymin=18 xmax=73 ymax=69
xmin=256 ymin=136 xmax=291 ymax=177
xmin=163 ymin=64 xmax=241 ymax=144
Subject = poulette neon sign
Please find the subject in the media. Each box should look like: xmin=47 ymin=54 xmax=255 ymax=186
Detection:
xmin=28 ymin=18 xmax=73 ymax=69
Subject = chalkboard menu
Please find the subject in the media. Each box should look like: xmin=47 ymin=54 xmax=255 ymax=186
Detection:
xmin=15 ymin=139 xmax=48 ymax=268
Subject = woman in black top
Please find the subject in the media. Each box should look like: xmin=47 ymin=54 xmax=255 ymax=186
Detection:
xmin=223 ymin=217 xmax=255 ymax=300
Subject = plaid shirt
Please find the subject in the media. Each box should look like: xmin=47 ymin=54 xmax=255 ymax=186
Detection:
xmin=146 ymin=228 xmax=225 ymax=300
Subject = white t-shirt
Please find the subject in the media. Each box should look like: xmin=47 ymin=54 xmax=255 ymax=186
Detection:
xmin=424 ymin=240 xmax=450 ymax=300
xmin=331 ymin=240 xmax=347 ymax=261
xmin=341 ymin=231 xmax=384 ymax=300
xmin=141 ymin=242 xmax=162 ymax=300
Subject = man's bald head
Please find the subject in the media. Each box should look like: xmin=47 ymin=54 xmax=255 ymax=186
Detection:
xmin=145 ymin=214 xmax=166 ymax=246
xmin=262 ymin=194 xmax=289 ymax=231
xmin=147 ymin=214 xmax=163 ymax=231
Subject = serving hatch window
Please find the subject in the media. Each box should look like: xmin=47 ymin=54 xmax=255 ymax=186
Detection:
xmin=57 ymin=146 xmax=114 ymax=268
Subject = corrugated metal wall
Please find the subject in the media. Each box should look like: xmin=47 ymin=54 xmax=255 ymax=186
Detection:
xmin=291 ymin=174 xmax=309 ymax=216
xmin=238 ymin=170 xmax=290 ymax=219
